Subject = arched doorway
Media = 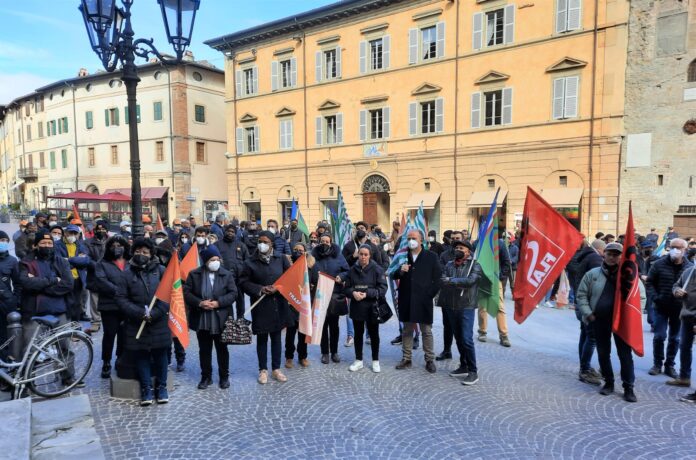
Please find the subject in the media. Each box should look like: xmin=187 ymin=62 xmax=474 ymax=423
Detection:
xmin=85 ymin=184 xmax=100 ymax=213
xmin=362 ymin=174 xmax=390 ymax=227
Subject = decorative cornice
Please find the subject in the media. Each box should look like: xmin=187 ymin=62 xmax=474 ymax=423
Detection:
xmin=412 ymin=8 xmax=442 ymax=21
xmin=318 ymin=99 xmax=341 ymax=110
xmin=317 ymin=35 xmax=341 ymax=45
xmin=275 ymin=107 xmax=296 ymax=117
xmin=360 ymin=23 xmax=389 ymax=35
xmin=546 ymin=57 xmax=588 ymax=73
xmin=475 ymin=71 xmax=510 ymax=85
xmin=273 ymin=47 xmax=295 ymax=57
xmin=238 ymin=56 xmax=256 ymax=65
xmin=411 ymin=83 xmax=442 ymax=96
xmin=360 ymin=95 xmax=389 ymax=104
xmin=239 ymin=113 xmax=258 ymax=123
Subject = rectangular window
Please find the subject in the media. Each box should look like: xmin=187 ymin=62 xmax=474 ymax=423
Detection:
xmin=26 ymin=125 xmax=31 ymax=141
xmin=88 ymin=147 xmax=95 ymax=167
xmin=325 ymin=115 xmax=338 ymax=144
xmin=86 ymin=111 xmax=93 ymax=129
xmin=62 ymin=117 xmax=69 ymax=133
xmin=370 ymin=38 xmax=383 ymax=70
xmin=196 ymin=142 xmax=206 ymax=162
xmin=17 ymin=129 xmax=21 ymax=143
xmin=153 ymin=101 xmax=163 ymax=121
xmin=484 ymin=90 xmax=503 ymax=126
xmin=107 ymin=108 xmax=119 ymax=126
xmin=38 ymin=122 xmax=43 ymax=138
xmin=279 ymin=119 xmax=293 ymax=150
xmin=156 ymin=141 xmax=164 ymax=161
xmin=124 ymin=105 xmax=141 ymax=124
xmin=28 ymin=154 xmax=33 ymax=169
xmin=50 ymin=151 xmax=56 ymax=170
xmin=420 ymin=101 xmax=436 ymax=134
xmin=486 ymin=9 xmax=505 ymax=46
xmin=370 ymin=109 xmax=383 ymax=140
xmin=280 ymin=60 xmax=292 ymax=88
xmin=556 ymin=0 xmax=582 ymax=33
xmin=552 ymin=76 xmax=579 ymax=120
xmin=559 ymin=175 xmax=568 ymax=187
xmin=39 ymin=152 xmax=45 ymax=168
xmin=111 ymin=145 xmax=118 ymax=165
xmin=245 ymin=127 xmax=257 ymax=153
xmin=324 ymin=49 xmax=338 ymax=79
xmin=194 ymin=104 xmax=205 ymax=123
xmin=25 ymin=105 xmax=30 ymax=116
xmin=244 ymin=69 xmax=255 ymax=95
xmin=61 ymin=149 xmax=67 ymax=169
xmin=421 ymin=26 xmax=437 ymax=60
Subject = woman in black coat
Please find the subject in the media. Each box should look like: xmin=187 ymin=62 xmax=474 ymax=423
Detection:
xmin=183 ymin=245 xmax=237 ymax=390
xmin=344 ymin=245 xmax=388 ymax=373
xmin=239 ymin=231 xmax=292 ymax=384
xmin=87 ymin=235 xmax=129 ymax=379
xmin=115 ymin=238 xmax=169 ymax=406
xmin=311 ymin=234 xmax=349 ymax=364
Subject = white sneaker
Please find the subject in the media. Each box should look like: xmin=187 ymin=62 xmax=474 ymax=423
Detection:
xmin=372 ymin=361 xmax=381 ymax=373
xmin=349 ymin=360 xmax=364 ymax=372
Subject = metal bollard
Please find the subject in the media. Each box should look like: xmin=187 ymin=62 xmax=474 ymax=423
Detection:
xmin=6 ymin=311 xmax=22 ymax=361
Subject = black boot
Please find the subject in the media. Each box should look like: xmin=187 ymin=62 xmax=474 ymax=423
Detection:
xmin=197 ymin=377 xmax=213 ymax=390
xmin=599 ymin=382 xmax=614 ymax=396
xmin=623 ymin=385 xmax=637 ymax=403
xmin=100 ymin=362 xmax=111 ymax=379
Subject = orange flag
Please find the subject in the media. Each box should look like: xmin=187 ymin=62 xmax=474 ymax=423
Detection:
xmin=156 ymin=214 xmax=165 ymax=232
xmin=274 ymin=256 xmax=313 ymax=338
xmin=180 ymin=242 xmax=200 ymax=282
xmin=155 ymin=254 xmax=189 ymax=348
xmin=72 ymin=203 xmax=81 ymax=221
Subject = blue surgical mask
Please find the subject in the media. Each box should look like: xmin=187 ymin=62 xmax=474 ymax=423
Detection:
xmin=0 ymin=242 xmax=8 ymax=253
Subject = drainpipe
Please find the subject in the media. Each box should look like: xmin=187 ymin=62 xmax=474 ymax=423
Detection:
xmin=587 ymin=0 xmax=599 ymax=235
xmin=163 ymin=62 xmax=175 ymax=220
xmin=67 ymin=83 xmax=79 ymax=193
xmin=453 ymin=0 xmax=461 ymax=228
xmin=229 ymin=52 xmax=242 ymax=214
xmin=302 ymin=29 xmax=310 ymax=221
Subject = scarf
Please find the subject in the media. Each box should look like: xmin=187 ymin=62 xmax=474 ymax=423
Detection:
xmin=259 ymin=248 xmax=273 ymax=265
xmin=201 ymin=268 xmax=215 ymax=299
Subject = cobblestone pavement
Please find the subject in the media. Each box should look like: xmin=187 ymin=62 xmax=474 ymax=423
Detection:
xmin=65 ymin=294 xmax=696 ymax=460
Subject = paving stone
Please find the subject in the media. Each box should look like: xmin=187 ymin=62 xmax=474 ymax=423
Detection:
xmin=0 ymin=397 xmax=31 ymax=460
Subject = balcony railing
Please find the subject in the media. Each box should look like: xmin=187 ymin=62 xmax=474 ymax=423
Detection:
xmin=18 ymin=168 xmax=38 ymax=181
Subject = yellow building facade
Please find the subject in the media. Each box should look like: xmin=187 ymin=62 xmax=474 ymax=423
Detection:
xmin=207 ymin=0 xmax=629 ymax=236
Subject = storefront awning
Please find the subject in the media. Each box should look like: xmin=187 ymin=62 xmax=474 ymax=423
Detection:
xmin=541 ymin=188 xmax=583 ymax=207
xmin=468 ymin=190 xmax=507 ymax=208
xmin=404 ymin=192 xmax=441 ymax=210
xmin=104 ymin=187 xmax=168 ymax=200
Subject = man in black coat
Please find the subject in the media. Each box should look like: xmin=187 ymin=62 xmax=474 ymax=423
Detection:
xmin=393 ymin=229 xmax=442 ymax=373
xmin=647 ymin=238 xmax=694 ymax=378
xmin=84 ymin=220 xmax=110 ymax=333
xmin=435 ymin=230 xmax=465 ymax=360
xmin=638 ymin=240 xmax=659 ymax=328
xmin=0 ymin=230 xmax=20 ymax=360
xmin=342 ymin=221 xmax=383 ymax=268
xmin=215 ymin=224 xmax=249 ymax=318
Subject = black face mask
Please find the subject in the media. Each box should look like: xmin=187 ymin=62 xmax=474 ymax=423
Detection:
xmin=291 ymin=251 xmax=303 ymax=262
xmin=291 ymin=224 xmax=297 ymax=230
xmin=319 ymin=244 xmax=332 ymax=255
xmin=37 ymin=247 xmax=54 ymax=259
xmin=132 ymin=254 xmax=149 ymax=266
xmin=356 ymin=230 xmax=366 ymax=240
xmin=111 ymin=247 xmax=125 ymax=258
xmin=643 ymin=250 xmax=652 ymax=257
xmin=96 ymin=231 xmax=108 ymax=240
xmin=454 ymin=250 xmax=465 ymax=260
xmin=224 ymin=233 xmax=236 ymax=242
xmin=688 ymin=248 xmax=696 ymax=258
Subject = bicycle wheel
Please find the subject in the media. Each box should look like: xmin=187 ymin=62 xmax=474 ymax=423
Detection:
xmin=26 ymin=330 xmax=93 ymax=398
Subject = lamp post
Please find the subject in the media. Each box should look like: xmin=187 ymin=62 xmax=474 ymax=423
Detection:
xmin=79 ymin=0 xmax=200 ymax=239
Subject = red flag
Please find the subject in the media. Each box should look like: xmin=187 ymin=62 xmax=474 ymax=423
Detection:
xmin=155 ymin=254 xmax=189 ymax=348
xmin=156 ymin=214 xmax=165 ymax=232
xmin=180 ymin=242 xmax=200 ymax=282
xmin=513 ymin=187 xmax=584 ymax=324
xmin=612 ymin=203 xmax=644 ymax=356
xmin=273 ymin=256 xmax=313 ymax=338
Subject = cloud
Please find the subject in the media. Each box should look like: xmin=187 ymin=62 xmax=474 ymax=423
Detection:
xmin=0 ymin=73 xmax=53 ymax=105
xmin=0 ymin=41 xmax=51 ymax=61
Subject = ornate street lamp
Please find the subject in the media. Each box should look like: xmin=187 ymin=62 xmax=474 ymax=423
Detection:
xmin=79 ymin=0 xmax=200 ymax=239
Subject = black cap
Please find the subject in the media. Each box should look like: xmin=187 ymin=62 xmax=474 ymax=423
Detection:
xmin=453 ymin=240 xmax=474 ymax=251
xmin=0 ymin=230 xmax=9 ymax=240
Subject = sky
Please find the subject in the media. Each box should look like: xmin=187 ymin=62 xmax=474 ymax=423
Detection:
xmin=0 ymin=0 xmax=334 ymax=104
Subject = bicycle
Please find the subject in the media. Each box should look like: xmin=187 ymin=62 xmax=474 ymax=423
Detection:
xmin=0 ymin=314 xmax=93 ymax=400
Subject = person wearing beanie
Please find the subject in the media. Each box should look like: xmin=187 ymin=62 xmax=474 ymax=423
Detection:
xmin=184 ymin=244 xmax=238 ymax=390
xmin=87 ymin=235 xmax=130 ymax=378
xmin=55 ymin=224 xmax=92 ymax=322
xmin=84 ymin=219 xmax=111 ymax=333
xmin=215 ymin=224 xmax=249 ymax=319
xmin=239 ymin=230 xmax=293 ymax=384
xmin=115 ymin=237 xmax=170 ymax=406
xmin=0 ymin=230 xmax=20 ymax=358
xmin=439 ymin=240 xmax=482 ymax=385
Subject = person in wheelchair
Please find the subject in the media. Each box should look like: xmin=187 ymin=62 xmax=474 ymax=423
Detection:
xmin=17 ymin=231 xmax=79 ymax=386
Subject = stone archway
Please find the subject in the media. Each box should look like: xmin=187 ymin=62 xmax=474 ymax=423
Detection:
xmin=361 ymin=174 xmax=390 ymax=227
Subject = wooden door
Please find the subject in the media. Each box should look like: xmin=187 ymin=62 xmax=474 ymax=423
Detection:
xmin=363 ymin=193 xmax=378 ymax=225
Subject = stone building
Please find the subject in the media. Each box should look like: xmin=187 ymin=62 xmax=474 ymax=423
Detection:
xmin=621 ymin=0 xmax=696 ymax=237
xmin=206 ymin=0 xmax=629 ymax=236
xmin=0 ymin=58 xmax=228 ymax=222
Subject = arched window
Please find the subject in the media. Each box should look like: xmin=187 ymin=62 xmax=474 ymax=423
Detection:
xmin=688 ymin=59 xmax=696 ymax=82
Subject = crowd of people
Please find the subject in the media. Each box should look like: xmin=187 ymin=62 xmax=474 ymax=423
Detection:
xmin=0 ymin=211 xmax=694 ymax=406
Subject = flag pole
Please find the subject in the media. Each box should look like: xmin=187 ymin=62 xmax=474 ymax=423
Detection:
xmin=244 ymin=293 xmax=267 ymax=315
xmin=136 ymin=296 xmax=158 ymax=340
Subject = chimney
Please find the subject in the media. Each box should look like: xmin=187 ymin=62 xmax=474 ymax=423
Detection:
xmin=183 ymin=50 xmax=194 ymax=62
xmin=78 ymin=68 xmax=89 ymax=77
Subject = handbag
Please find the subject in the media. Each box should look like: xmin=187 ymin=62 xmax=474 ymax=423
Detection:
xmin=372 ymin=298 xmax=393 ymax=324
xmin=221 ymin=317 xmax=252 ymax=345
xmin=329 ymin=293 xmax=349 ymax=316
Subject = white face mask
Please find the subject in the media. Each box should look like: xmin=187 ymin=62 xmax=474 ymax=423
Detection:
xmin=428 ymin=236 xmax=435 ymax=242
xmin=155 ymin=238 xmax=165 ymax=245
xmin=383 ymin=243 xmax=390 ymax=252
xmin=207 ymin=260 xmax=221 ymax=272
xmin=669 ymin=248 xmax=683 ymax=260
xmin=66 ymin=235 xmax=77 ymax=244
xmin=48 ymin=221 xmax=57 ymax=227
xmin=196 ymin=236 xmax=207 ymax=245
xmin=124 ymin=227 xmax=131 ymax=233
xmin=52 ymin=235 xmax=62 ymax=242
xmin=268 ymin=227 xmax=277 ymax=235
xmin=258 ymin=242 xmax=270 ymax=254
xmin=408 ymin=239 xmax=419 ymax=250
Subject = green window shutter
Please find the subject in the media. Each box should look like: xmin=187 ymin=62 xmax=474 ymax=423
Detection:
xmin=105 ymin=109 xmax=110 ymax=127
xmin=125 ymin=106 xmax=129 ymax=124
xmin=64 ymin=117 xmax=68 ymax=133
xmin=115 ymin=108 xmax=119 ymax=125
xmin=50 ymin=151 xmax=55 ymax=169
xmin=61 ymin=149 xmax=67 ymax=168
xmin=136 ymin=104 xmax=141 ymax=123
xmin=154 ymin=102 xmax=162 ymax=121
xmin=86 ymin=111 xmax=93 ymax=129
xmin=57 ymin=119 xmax=62 ymax=134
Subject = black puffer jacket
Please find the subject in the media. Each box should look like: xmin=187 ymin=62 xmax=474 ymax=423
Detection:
xmin=87 ymin=259 xmax=126 ymax=312
xmin=0 ymin=253 xmax=20 ymax=316
xmin=343 ymin=260 xmax=387 ymax=322
xmin=647 ymin=255 xmax=694 ymax=315
xmin=239 ymin=251 xmax=292 ymax=335
xmin=311 ymin=243 xmax=349 ymax=295
xmin=215 ymin=237 xmax=248 ymax=277
xmin=674 ymin=266 xmax=696 ymax=320
xmin=115 ymin=259 xmax=170 ymax=351
xmin=439 ymin=259 xmax=482 ymax=310
xmin=342 ymin=239 xmax=383 ymax=267
xmin=567 ymin=246 xmax=603 ymax=294
xmin=184 ymin=266 xmax=237 ymax=331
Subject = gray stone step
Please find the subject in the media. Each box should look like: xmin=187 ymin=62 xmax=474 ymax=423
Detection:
xmin=30 ymin=394 xmax=104 ymax=460
xmin=0 ymin=397 xmax=32 ymax=460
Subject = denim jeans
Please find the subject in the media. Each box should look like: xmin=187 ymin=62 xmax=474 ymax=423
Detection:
xmin=578 ymin=321 xmax=596 ymax=372
xmin=346 ymin=316 xmax=354 ymax=338
xmin=679 ymin=317 xmax=695 ymax=380
xmin=653 ymin=309 xmax=681 ymax=368
xmin=256 ymin=331 xmax=282 ymax=371
xmin=645 ymin=291 xmax=655 ymax=326
xmin=594 ymin=317 xmax=635 ymax=387
xmin=134 ymin=348 xmax=168 ymax=390
xmin=444 ymin=307 xmax=477 ymax=373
